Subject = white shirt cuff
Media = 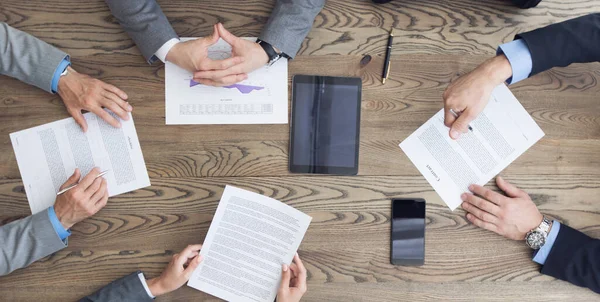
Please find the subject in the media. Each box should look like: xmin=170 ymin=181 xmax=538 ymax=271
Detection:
xmin=137 ymin=273 xmax=156 ymax=299
xmin=154 ymin=38 xmax=180 ymax=63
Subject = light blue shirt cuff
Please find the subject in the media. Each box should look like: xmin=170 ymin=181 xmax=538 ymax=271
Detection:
xmin=51 ymin=56 xmax=71 ymax=93
xmin=533 ymin=220 xmax=561 ymax=265
xmin=496 ymin=39 xmax=532 ymax=85
xmin=47 ymin=206 xmax=71 ymax=241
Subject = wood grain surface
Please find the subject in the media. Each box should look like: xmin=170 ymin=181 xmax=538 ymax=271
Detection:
xmin=1 ymin=0 xmax=599 ymax=301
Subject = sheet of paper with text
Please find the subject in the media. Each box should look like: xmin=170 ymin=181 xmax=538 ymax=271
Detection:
xmin=165 ymin=38 xmax=288 ymax=125
xmin=10 ymin=111 xmax=151 ymax=214
xmin=188 ymin=185 xmax=311 ymax=302
xmin=400 ymin=84 xmax=545 ymax=210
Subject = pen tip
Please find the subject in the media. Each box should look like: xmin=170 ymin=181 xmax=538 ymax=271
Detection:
xmin=382 ymin=78 xmax=386 ymax=84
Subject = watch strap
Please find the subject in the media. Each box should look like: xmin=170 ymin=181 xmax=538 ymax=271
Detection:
xmin=256 ymin=39 xmax=289 ymax=65
xmin=537 ymin=216 xmax=551 ymax=233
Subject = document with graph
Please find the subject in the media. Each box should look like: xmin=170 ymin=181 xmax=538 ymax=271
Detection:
xmin=10 ymin=110 xmax=150 ymax=214
xmin=400 ymin=84 xmax=544 ymax=210
xmin=165 ymin=38 xmax=288 ymax=125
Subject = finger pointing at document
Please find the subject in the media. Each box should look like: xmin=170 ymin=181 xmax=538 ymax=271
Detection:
xmin=442 ymin=54 xmax=513 ymax=139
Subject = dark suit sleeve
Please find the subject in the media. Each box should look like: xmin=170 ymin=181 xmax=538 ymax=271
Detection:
xmin=540 ymin=224 xmax=600 ymax=293
xmin=515 ymin=13 xmax=600 ymax=77
xmin=80 ymin=271 xmax=153 ymax=302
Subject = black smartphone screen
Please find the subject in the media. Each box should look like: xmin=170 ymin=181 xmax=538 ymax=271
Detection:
xmin=391 ymin=199 xmax=426 ymax=266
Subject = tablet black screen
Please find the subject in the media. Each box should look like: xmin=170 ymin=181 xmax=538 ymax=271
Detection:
xmin=290 ymin=75 xmax=361 ymax=175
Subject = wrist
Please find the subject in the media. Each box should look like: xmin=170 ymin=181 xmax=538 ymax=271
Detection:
xmin=482 ymin=55 xmax=512 ymax=85
xmin=57 ymin=66 xmax=76 ymax=97
xmin=165 ymin=43 xmax=180 ymax=64
xmin=147 ymin=277 xmax=167 ymax=297
xmin=53 ymin=204 xmax=74 ymax=229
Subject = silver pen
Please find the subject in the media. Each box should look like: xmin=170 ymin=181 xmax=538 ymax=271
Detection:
xmin=449 ymin=109 xmax=473 ymax=131
xmin=56 ymin=170 xmax=110 ymax=196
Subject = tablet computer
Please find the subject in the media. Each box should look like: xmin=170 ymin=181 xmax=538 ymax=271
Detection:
xmin=289 ymin=75 xmax=362 ymax=175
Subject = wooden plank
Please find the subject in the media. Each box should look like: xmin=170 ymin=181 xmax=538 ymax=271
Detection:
xmin=0 ymin=0 xmax=599 ymax=300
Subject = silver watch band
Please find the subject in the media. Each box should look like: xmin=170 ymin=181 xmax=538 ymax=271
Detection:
xmin=537 ymin=216 xmax=551 ymax=234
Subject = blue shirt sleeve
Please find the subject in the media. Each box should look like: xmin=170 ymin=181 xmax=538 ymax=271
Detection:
xmin=533 ymin=220 xmax=561 ymax=265
xmin=51 ymin=56 xmax=71 ymax=93
xmin=496 ymin=39 xmax=533 ymax=85
xmin=47 ymin=206 xmax=71 ymax=241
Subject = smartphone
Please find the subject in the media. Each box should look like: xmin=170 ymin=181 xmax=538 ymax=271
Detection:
xmin=391 ymin=198 xmax=426 ymax=266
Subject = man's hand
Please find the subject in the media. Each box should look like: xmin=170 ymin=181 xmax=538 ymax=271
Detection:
xmin=166 ymin=23 xmax=246 ymax=82
xmin=277 ymin=253 xmax=308 ymax=302
xmin=193 ymin=23 xmax=269 ymax=86
xmin=461 ymin=176 xmax=543 ymax=241
xmin=57 ymin=67 xmax=131 ymax=132
xmin=54 ymin=168 xmax=109 ymax=229
xmin=442 ymin=55 xmax=512 ymax=139
xmin=147 ymin=244 xmax=203 ymax=297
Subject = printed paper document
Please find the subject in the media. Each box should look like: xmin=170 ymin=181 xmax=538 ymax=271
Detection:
xmin=400 ymin=84 xmax=544 ymax=210
xmin=188 ymin=185 xmax=311 ymax=302
xmin=165 ymin=38 xmax=288 ymax=125
xmin=10 ymin=111 xmax=151 ymax=214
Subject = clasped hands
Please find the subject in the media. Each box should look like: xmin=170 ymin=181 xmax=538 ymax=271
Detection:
xmin=166 ymin=23 xmax=269 ymax=87
xmin=58 ymin=23 xmax=266 ymax=133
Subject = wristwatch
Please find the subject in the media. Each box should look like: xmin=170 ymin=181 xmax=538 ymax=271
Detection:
xmin=525 ymin=216 xmax=552 ymax=249
xmin=256 ymin=39 xmax=289 ymax=66
xmin=60 ymin=66 xmax=69 ymax=77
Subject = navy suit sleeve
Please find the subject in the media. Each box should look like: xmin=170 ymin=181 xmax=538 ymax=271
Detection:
xmin=541 ymin=224 xmax=600 ymax=293
xmin=515 ymin=13 xmax=600 ymax=77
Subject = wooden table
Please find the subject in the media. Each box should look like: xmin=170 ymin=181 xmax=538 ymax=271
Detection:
xmin=1 ymin=0 xmax=599 ymax=300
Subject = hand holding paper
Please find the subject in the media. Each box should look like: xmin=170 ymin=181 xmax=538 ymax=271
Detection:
xmin=277 ymin=253 xmax=308 ymax=302
xmin=187 ymin=185 xmax=312 ymax=302
xmin=147 ymin=244 xmax=204 ymax=297
xmin=400 ymin=84 xmax=544 ymax=210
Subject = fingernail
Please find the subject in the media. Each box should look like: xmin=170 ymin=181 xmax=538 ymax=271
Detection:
xmin=461 ymin=202 xmax=466 ymax=208
xmin=198 ymin=255 xmax=203 ymax=262
xmin=450 ymin=130 xmax=460 ymax=139
xmin=295 ymin=252 xmax=299 ymax=257
xmin=497 ymin=176 xmax=503 ymax=182
xmin=282 ymin=264 xmax=288 ymax=272
xmin=126 ymin=102 xmax=133 ymax=111
xmin=468 ymin=185 xmax=474 ymax=191
xmin=461 ymin=193 xmax=467 ymax=201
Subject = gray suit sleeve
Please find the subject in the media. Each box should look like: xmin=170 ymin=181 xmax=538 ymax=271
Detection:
xmin=0 ymin=209 xmax=67 ymax=276
xmin=104 ymin=0 xmax=178 ymax=63
xmin=0 ymin=22 xmax=69 ymax=93
xmin=259 ymin=0 xmax=326 ymax=58
xmin=80 ymin=271 xmax=154 ymax=302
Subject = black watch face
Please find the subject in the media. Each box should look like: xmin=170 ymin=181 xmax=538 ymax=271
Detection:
xmin=526 ymin=231 xmax=546 ymax=249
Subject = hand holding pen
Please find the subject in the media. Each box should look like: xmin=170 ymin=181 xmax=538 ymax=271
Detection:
xmin=53 ymin=168 xmax=110 ymax=229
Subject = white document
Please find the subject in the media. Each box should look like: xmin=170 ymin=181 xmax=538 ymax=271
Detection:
xmin=400 ymin=84 xmax=545 ymax=210
xmin=188 ymin=185 xmax=311 ymax=302
xmin=165 ymin=38 xmax=288 ymax=125
xmin=10 ymin=111 xmax=151 ymax=214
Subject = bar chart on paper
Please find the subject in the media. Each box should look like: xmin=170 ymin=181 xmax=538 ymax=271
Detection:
xmin=165 ymin=38 xmax=288 ymax=125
